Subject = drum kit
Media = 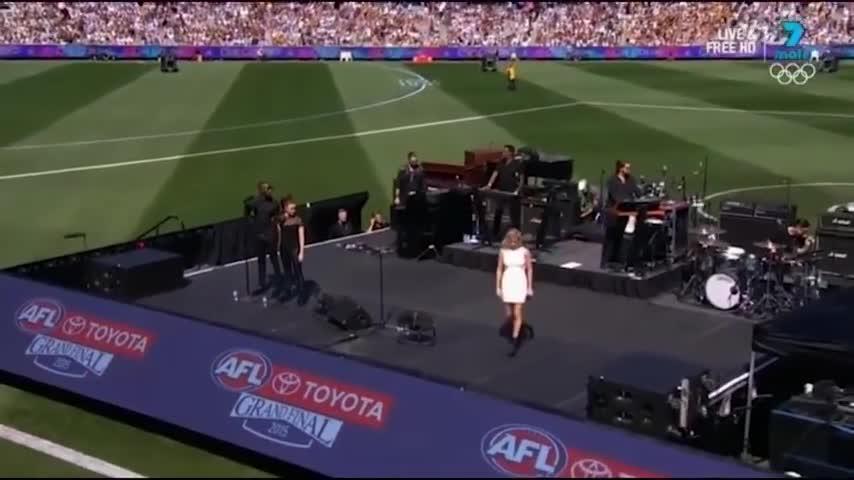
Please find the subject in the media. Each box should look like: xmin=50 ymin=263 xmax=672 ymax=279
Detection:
xmin=678 ymin=226 xmax=824 ymax=318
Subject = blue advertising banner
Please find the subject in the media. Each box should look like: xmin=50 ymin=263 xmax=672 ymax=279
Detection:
xmin=0 ymin=273 xmax=775 ymax=477
xmin=0 ymin=43 xmax=851 ymax=60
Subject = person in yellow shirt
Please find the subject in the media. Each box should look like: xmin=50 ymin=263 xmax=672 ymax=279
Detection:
xmin=506 ymin=53 xmax=517 ymax=91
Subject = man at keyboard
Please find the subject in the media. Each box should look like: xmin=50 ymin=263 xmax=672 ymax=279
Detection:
xmin=602 ymin=160 xmax=641 ymax=270
xmin=484 ymin=145 xmax=523 ymax=240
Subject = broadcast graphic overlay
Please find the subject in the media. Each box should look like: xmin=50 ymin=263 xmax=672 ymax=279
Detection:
xmin=769 ymin=20 xmax=817 ymax=85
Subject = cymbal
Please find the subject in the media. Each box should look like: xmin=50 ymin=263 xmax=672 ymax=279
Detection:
xmin=690 ymin=226 xmax=726 ymax=236
xmin=753 ymin=241 xmax=787 ymax=250
xmin=698 ymin=239 xmax=730 ymax=249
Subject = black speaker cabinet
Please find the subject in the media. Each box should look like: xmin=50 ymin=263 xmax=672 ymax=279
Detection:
xmin=87 ymin=248 xmax=184 ymax=300
xmin=319 ymin=295 xmax=372 ymax=331
xmin=817 ymin=232 xmax=854 ymax=277
xmin=770 ymin=394 xmax=854 ymax=477
xmin=587 ymin=353 xmax=707 ymax=439
xmin=720 ymin=201 xmax=796 ymax=255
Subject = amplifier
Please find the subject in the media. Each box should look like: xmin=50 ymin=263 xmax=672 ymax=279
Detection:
xmin=587 ymin=353 xmax=708 ymax=440
xmin=755 ymin=203 xmax=796 ymax=222
xmin=720 ymin=202 xmax=796 ymax=255
xmin=820 ymin=212 xmax=854 ymax=236
xmin=87 ymin=248 xmax=185 ymax=300
xmin=817 ymin=233 xmax=854 ymax=277
xmin=719 ymin=200 xmax=755 ymax=217
xmin=770 ymin=394 xmax=854 ymax=477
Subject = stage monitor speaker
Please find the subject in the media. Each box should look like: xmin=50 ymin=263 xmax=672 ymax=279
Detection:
xmin=87 ymin=248 xmax=184 ymax=300
xmin=319 ymin=294 xmax=372 ymax=331
xmin=769 ymin=393 xmax=854 ymax=477
xmin=587 ymin=353 xmax=708 ymax=440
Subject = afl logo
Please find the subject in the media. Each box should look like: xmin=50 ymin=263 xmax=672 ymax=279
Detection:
xmin=481 ymin=424 xmax=568 ymax=477
xmin=15 ymin=299 xmax=65 ymax=334
xmin=211 ymin=349 xmax=272 ymax=392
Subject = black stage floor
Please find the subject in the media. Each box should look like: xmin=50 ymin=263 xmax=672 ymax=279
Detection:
xmin=139 ymin=230 xmax=757 ymax=419
xmin=444 ymin=239 xmax=685 ymax=299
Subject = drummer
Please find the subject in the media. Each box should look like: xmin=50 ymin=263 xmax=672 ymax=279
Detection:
xmin=768 ymin=219 xmax=815 ymax=256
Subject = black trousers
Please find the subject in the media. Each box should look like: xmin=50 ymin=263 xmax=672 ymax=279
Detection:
xmin=254 ymin=236 xmax=282 ymax=287
xmin=280 ymin=247 xmax=304 ymax=295
xmin=602 ymin=216 xmax=629 ymax=268
xmin=508 ymin=78 xmax=517 ymax=90
xmin=492 ymin=198 xmax=521 ymax=240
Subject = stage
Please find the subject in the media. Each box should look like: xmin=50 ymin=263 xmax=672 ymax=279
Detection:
xmin=138 ymin=230 xmax=756 ymax=419
xmin=443 ymin=238 xmax=686 ymax=299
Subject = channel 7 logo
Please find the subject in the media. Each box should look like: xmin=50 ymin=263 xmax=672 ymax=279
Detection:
xmin=769 ymin=20 xmax=816 ymax=86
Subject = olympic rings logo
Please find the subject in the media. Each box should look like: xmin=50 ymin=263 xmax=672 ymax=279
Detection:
xmin=769 ymin=62 xmax=816 ymax=85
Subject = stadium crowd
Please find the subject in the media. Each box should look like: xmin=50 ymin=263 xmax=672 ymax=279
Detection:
xmin=0 ymin=2 xmax=852 ymax=46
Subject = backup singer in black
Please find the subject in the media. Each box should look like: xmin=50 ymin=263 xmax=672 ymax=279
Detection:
xmin=244 ymin=182 xmax=283 ymax=293
xmin=394 ymin=151 xmax=425 ymax=207
xmin=278 ymin=199 xmax=306 ymax=303
xmin=601 ymin=161 xmax=641 ymax=269
xmin=485 ymin=145 xmax=522 ymax=240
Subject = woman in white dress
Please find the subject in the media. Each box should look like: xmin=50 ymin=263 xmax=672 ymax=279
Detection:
xmin=496 ymin=228 xmax=533 ymax=357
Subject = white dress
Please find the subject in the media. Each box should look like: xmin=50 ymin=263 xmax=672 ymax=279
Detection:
xmin=500 ymin=247 xmax=528 ymax=304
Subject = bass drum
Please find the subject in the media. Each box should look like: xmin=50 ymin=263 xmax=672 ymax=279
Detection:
xmin=705 ymin=273 xmax=741 ymax=310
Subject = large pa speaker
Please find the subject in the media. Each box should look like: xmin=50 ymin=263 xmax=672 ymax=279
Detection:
xmin=587 ymin=353 xmax=708 ymax=440
xmin=317 ymin=294 xmax=372 ymax=331
xmin=86 ymin=248 xmax=184 ymax=300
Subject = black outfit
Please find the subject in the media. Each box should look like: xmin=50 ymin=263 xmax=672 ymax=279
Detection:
xmin=244 ymin=194 xmax=283 ymax=289
xmin=773 ymin=224 xmax=808 ymax=255
xmin=601 ymin=174 xmax=641 ymax=268
xmin=329 ymin=220 xmax=354 ymax=239
xmin=396 ymin=165 xmax=426 ymax=208
xmin=395 ymin=165 xmax=428 ymax=255
xmin=279 ymin=216 xmax=304 ymax=299
xmin=490 ymin=159 xmax=523 ymax=240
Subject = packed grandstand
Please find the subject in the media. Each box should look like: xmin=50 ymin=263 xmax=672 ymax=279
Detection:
xmin=0 ymin=2 xmax=852 ymax=47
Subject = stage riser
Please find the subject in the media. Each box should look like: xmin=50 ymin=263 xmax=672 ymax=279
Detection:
xmin=443 ymin=243 xmax=685 ymax=299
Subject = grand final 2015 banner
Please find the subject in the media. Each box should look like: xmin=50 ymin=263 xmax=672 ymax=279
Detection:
xmin=0 ymin=273 xmax=775 ymax=478
xmin=0 ymin=43 xmax=851 ymax=60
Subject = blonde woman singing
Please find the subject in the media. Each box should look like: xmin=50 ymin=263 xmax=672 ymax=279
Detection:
xmin=496 ymin=228 xmax=533 ymax=357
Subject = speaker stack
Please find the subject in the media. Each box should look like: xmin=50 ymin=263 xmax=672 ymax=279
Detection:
xmin=586 ymin=353 xmax=708 ymax=441
xmin=817 ymin=211 xmax=854 ymax=278
xmin=719 ymin=200 xmax=796 ymax=254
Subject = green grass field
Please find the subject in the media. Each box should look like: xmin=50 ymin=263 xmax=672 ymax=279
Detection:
xmin=2 ymin=59 xmax=854 ymax=476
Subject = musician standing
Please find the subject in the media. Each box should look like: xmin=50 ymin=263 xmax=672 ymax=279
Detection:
xmin=394 ymin=152 xmax=427 ymax=254
xmin=243 ymin=182 xmax=283 ymax=294
xmin=278 ymin=198 xmax=306 ymax=304
xmin=394 ymin=152 xmax=425 ymax=207
xmin=601 ymin=161 xmax=641 ymax=269
xmin=485 ymin=145 xmax=523 ymax=241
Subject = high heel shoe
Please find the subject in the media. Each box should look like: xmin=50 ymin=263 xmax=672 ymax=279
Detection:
xmin=508 ymin=335 xmax=522 ymax=357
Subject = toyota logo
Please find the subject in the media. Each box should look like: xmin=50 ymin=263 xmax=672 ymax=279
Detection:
xmin=570 ymin=459 xmax=613 ymax=478
xmin=769 ymin=62 xmax=816 ymax=85
xmin=271 ymin=372 xmax=302 ymax=396
xmin=61 ymin=315 xmax=88 ymax=336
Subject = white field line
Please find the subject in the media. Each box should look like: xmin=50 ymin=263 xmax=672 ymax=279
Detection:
xmin=0 ymin=101 xmax=581 ymax=181
xmin=2 ymin=100 xmax=854 ymax=181
xmin=0 ymin=424 xmax=145 ymax=478
xmin=0 ymin=65 xmax=430 ymax=151
xmin=698 ymin=181 xmax=854 ymax=221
